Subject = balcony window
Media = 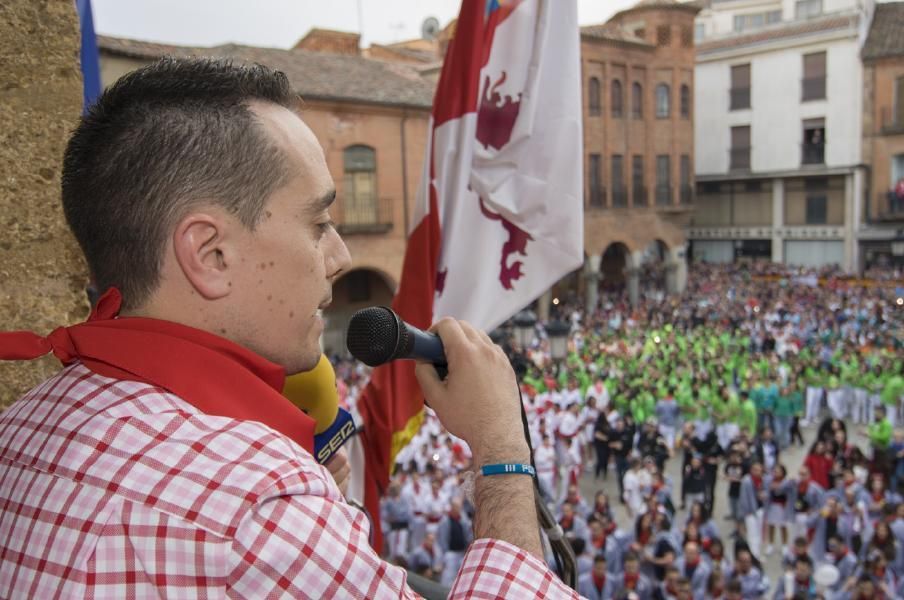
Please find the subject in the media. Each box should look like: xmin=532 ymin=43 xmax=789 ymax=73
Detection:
xmin=730 ymin=125 xmax=751 ymax=171
xmin=730 ymin=63 xmax=751 ymax=110
xmin=589 ymin=153 xmax=603 ymax=207
xmin=611 ymin=154 xmax=626 ymax=207
xmin=656 ymin=154 xmax=671 ymax=205
xmin=802 ymin=52 xmax=826 ymax=101
xmin=632 ymin=155 xmax=645 ymax=206
xmin=343 ymin=145 xmax=378 ymax=227
xmin=802 ymin=118 xmax=825 ymax=165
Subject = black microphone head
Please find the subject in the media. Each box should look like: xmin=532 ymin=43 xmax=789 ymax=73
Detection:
xmin=346 ymin=306 xmax=412 ymax=367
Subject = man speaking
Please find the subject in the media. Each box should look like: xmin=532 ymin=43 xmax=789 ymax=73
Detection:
xmin=0 ymin=59 xmax=578 ymax=598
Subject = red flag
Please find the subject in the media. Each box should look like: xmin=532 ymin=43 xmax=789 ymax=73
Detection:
xmin=356 ymin=0 xmax=582 ymax=551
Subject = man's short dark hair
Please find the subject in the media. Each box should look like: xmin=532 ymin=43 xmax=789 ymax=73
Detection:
xmin=62 ymin=57 xmax=298 ymax=309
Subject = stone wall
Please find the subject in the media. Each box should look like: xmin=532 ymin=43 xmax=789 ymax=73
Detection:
xmin=0 ymin=1 xmax=89 ymax=407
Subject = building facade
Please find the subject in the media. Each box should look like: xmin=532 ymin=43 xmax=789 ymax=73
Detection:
xmin=98 ymin=35 xmax=433 ymax=353
xmin=579 ymin=0 xmax=700 ymax=307
xmin=692 ymin=0 xmax=873 ymax=271
xmin=860 ymin=1 xmax=904 ymax=268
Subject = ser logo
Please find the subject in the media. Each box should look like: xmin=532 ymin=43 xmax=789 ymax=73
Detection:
xmin=317 ymin=420 xmax=356 ymax=463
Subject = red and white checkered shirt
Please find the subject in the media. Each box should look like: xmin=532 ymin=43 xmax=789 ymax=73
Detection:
xmin=0 ymin=363 xmax=580 ymax=599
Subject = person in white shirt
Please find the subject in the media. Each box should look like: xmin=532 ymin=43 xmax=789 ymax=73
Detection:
xmin=557 ymin=403 xmax=583 ymax=500
xmin=533 ymin=435 xmax=557 ymax=501
xmin=623 ymin=457 xmax=645 ymax=517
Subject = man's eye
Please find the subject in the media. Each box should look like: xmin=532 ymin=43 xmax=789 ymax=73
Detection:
xmin=317 ymin=220 xmax=335 ymax=234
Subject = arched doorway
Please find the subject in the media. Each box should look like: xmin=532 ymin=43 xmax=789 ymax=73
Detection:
xmin=322 ymin=268 xmax=396 ymax=356
xmin=600 ymin=242 xmax=630 ymax=293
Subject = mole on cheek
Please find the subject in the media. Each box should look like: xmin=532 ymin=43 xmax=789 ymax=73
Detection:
xmin=289 ymin=311 xmax=294 ymax=318
xmin=267 ymin=295 xmax=272 ymax=301
xmin=260 ymin=262 xmax=267 ymax=270
xmin=269 ymin=261 xmax=275 ymax=267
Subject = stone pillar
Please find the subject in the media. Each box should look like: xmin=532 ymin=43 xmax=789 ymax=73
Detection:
xmin=584 ymin=254 xmax=601 ymax=312
xmin=537 ymin=290 xmax=552 ymax=322
xmin=771 ymin=178 xmax=785 ymax=263
xmin=0 ymin=1 xmax=88 ymax=407
xmin=843 ymin=170 xmax=862 ymax=273
xmin=667 ymin=244 xmax=688 ymax=294
xmin=626 ymin=250 xmax=644 ymax=306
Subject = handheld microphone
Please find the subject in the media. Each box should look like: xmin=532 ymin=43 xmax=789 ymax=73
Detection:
xmin=283 ymin=354 xmax=356 ymax=464
xmin=346 ymin=306 xmax=447 ymax=377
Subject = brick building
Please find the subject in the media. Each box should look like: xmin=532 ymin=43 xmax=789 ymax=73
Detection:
xmin=860 ymin=1 xmax=904 ymax=268
xmin=580 ymin=0 xmax=700 ymax=306
xmin=97 ymin=35 xmax=433 ymax=352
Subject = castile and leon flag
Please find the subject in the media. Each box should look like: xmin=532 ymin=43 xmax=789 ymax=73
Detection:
xmin=354 ymin=0 xmax=583 ymax=550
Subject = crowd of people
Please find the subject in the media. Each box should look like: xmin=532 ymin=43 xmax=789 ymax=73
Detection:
xmin=333 ymin=262 xmax=903 ymax=599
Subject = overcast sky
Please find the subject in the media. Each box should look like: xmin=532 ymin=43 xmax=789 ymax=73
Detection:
xmin=92 ymin=0 xmax=637 ymax=49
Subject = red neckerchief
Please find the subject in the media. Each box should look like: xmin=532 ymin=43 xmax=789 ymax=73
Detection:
xmin=872 ymin=491 xmax=885 ymax=502
xmin=592 ymin=532 xmax=606 ymax=549
xmin=752 ymin=474 xmax=762 ymax=490
xmin=638 ymin=529 xmax=651 ymax=546
xmin=592 ymin=572 xmax=606 ymax=592
xmin=0 ymin=288 xmax=315 ymax=452
xmin=624 ymin=572 xmax=639 ymax=589
xmin=798 ymin=480 xmax=809 ymax=495
xmin=560 ymin=514 xmax=574 ymax=530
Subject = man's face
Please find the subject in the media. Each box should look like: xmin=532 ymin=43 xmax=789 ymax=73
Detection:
xmin=592 ymin=560 xmax=607 ymax=577
xmin=794 ymin=561 xmax=810 ymax=581
xmin=226 ymin=104 xmax=350 ymax=374
xmin=737 ymin=552 xmax=751 ymax=573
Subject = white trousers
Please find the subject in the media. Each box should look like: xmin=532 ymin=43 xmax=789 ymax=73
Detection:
xmin=850 ymin=388 xmax=869 ymax=424
xmin=804 ymin=387 xmax=823 ymax=424
xmin=745 ymin=509 xmax=765 ymax=559
xmin=827 ymin=389 xmax=846 ymax=420
xmin=440 ymin=550 xmax=466 ymax=586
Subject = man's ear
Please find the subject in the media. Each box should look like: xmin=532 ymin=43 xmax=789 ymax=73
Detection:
xmin=171 ymin=210 xmax=235 ymax=300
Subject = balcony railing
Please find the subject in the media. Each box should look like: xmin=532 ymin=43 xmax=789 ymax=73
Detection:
xmin=611 ymin=184 xmax=628 ymax=207
xmin=589 ymin=186 xmax=606 ymax=208
xmin=877 ymin=190 xmax=904 ymax=220
xmin=334 ymin=196 xmax=394 ymax=234
xmin=729 ymin=147 xmax=751 ymax=171
xmin=632 ymin=185 xmax=647 ymax=207
xmin=655 ymin=184 xmax=672 ymax=206
xmin=802 ymin=143 xmax=825 ymax=165
xmin=680 ymin=184 xmax=694 ymax=205
xmin=729 ymin=87 xmax=750 ymax=110
xmin=880 ymin=106 xmax=904 ymax=135
xmin=801 ymin=77 xmax=826 ymax=101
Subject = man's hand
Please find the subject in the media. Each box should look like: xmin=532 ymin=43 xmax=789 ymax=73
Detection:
xmin=414 ymin=319 xmax=527 ymax=464
xmin=325 ymin=447 xmax=350 ymax=497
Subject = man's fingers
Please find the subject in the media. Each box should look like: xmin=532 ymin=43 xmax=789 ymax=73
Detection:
xmin=415 ymin=361 xmax=444 ymax=399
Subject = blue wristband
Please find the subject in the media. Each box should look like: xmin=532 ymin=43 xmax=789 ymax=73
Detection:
xmin=480 ymin=463 xmax=536 ymax=477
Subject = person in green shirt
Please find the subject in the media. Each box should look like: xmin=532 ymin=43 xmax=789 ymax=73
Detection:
xmin=864 ymin=405 xmax=893 ymax=474
xmin=738 ymin=391 xmax=758 ymax=438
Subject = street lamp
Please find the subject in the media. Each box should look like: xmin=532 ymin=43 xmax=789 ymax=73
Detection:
xmin=546 ymin=319 xmax=571 ymax=362
xmin=512 ymin=309 xmax=537 ymax=349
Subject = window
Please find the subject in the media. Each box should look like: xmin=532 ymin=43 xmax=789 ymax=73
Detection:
xmin=632 ymin=82 xmax=643 ymax=119
xmin=655 ymin=84 xmax=670 ymax=118
xmin=894 ymin=76 xmax=904 ymax=127
xmin=343 ymin=145 xmax=377 ymax=225
xmin=694 ymin=23 xmax=705 ymax=42
xmin=680 ymin=85 xmax=690 ymax=119
xmin=588 ymin=77 xmax=601 ymax=116
xmin=802 ymin=118 xmax=825 ymax=165
xmin=589 ymin=153 xmax=603 ymax=206
xmin=632 ymin=155 xmax=645 ymax=206
xmin=730 ymin=125 xmax=751 ymax=170
xmin=612 ymin=155 xmax=626 ymax=206
xmin=733 ymin=10 xmax=781 ymax=32
xmin=730 ymin=64 xmax=751 ymax=110
xmin=806 ymin=195 xmax=827 ymax=224
xmin=681 ymin=26 xmax=693 ymax=47
xmin=611 ymin=79 xmax=623 ymax=118
xmin=657 ymin=25 xmax=671 ymax=46
xmin=795 ymin=0 xmax=822 ymax=19
xmin=680 ymin=154 xmax=692 ymax=203
xmin=802 ymin=52 xmax=826 ymax=101
xmin=656 ymin=155 xmax=671 ymax=205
